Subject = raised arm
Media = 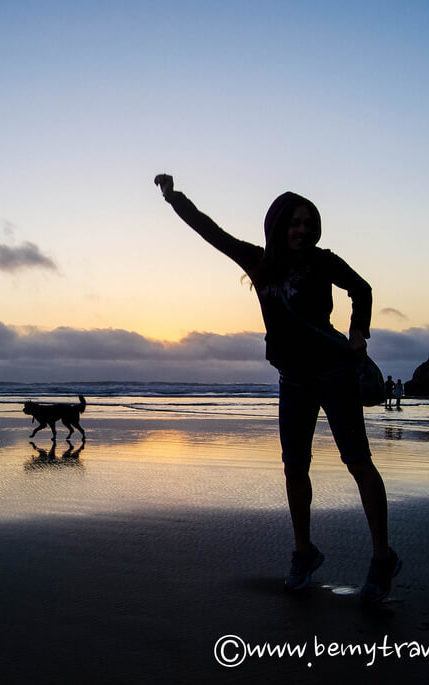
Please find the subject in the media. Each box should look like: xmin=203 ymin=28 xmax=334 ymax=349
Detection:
xmin=154 ymin=174 xmax=263 ymax=274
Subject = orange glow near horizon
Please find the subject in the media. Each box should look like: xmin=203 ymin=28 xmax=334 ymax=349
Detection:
xmin=2 ymin=286 xmax=414 ymax=343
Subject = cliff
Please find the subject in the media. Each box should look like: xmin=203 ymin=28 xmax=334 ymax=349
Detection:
xmin=405 ymin=357 xmax=429 ymax=396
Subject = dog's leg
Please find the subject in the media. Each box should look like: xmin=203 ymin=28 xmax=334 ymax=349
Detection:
xmin=62 ymin=419 xmax=74 ymax=440
xmin=48 ymin=422 xmax=57 ymax=442
xmin=74 ymin=422 xmax=86 ymax=441
xmin=30 ymin=423 xmax=47 ymax=438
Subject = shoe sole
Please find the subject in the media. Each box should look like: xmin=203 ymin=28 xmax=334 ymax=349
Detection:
xmin=284 ymin=553 xmax=325 ymax=591
xmin=360 ymin=557 xmax=402 ymax=603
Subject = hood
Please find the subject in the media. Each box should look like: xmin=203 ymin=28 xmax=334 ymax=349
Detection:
xmin=264 ymin=191 xmax=321 ymax=248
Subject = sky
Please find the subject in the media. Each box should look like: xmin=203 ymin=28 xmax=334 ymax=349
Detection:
xmin=1 ymin=0 xmax=428 ymax=381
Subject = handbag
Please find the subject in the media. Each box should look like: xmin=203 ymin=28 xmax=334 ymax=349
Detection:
xmin=278 ymin=289 xmax=384 ymax=406
xmin=355 ymin=354 xmax=385 ymax=407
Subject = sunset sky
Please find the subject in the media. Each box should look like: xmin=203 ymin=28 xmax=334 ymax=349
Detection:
xmin=1 ymin=0 xmax=428 ymax=381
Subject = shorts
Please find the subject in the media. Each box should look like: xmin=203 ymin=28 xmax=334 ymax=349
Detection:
xmin=279 ymin=363 xmax=372 ymax=469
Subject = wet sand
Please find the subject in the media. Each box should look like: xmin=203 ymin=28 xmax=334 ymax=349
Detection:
xmin=1 ymin=414 xmax=429 ymax=683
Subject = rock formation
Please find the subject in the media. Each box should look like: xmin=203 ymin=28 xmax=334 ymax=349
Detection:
xmin=405 ymin=357 xmax=429 ymax=396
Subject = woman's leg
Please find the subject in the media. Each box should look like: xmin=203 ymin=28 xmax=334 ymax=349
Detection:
xmin=321 ymin=367 xmax=390 ymax=558
xmin=284 ymin=463 xmax=313 ymax=553
xmin=346 ymin=460 xmax=389 ymax=558
xmin=279 ymin=378 xmax=319 ymax=552
xmin=347 ymin=460 xmax=400 ymax=602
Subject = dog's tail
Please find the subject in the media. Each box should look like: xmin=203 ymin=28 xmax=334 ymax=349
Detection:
xmin=78 ymin=395 xmax=86 ymax=413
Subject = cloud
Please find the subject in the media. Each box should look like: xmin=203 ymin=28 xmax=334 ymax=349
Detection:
xmin=369 ymin=327 xmax=429 ymax=380
xmin=0 ymin=324 xmax=264 ymax=362
xmin=0 ymin=323 xmax=428 ymax=382
xmin=0 ymin=327 xmax=264 ymax=362
xmin=0 ymin=324 xmax=272 ymax=382
xmin=0 ymin=242 xmax=57 ymax=272
xmin=379 ymin=308 xmax=408 ymax=320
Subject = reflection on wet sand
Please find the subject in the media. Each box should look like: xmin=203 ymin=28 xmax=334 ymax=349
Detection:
xmin=383 ymin=425 xmax=429 ymax=442
xmin=0 ymin=410 xmax=427 ymax=523
xmin=24 ymin=440 xmax=85 ymax=472
xmin=384 ymin=426 xmax=403 ymax=441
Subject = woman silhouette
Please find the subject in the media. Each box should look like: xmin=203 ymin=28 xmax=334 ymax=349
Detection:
xmin=155 ymin=173 xmax=400 ymax=601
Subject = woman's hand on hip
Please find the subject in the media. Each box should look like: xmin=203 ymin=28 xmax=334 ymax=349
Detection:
xmin=349 ymin=329 xmax=367 ymax=353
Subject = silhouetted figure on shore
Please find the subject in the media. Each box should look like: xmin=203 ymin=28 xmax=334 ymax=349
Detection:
xmin=384 ymin=375 xmax=395 ymax=409
xmin=394 ymin=379 xmax=404 ymax=410
xmin=155 ymin=173 xmax=401 ymax=602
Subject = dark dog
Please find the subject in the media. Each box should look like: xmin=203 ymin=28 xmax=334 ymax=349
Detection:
xmin=23 ymin=395 xmax=86 ymax=441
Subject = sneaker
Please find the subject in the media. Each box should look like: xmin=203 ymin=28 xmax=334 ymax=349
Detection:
xmin=285 ymin=544 xmax=325 ymax=590
xmin=360 ymin=548 xmax=402 ymax=603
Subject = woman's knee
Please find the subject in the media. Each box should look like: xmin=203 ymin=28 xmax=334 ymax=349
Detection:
xmin=346 ymin=458 xmax=375 ymax=478
xmin=283 ymin=459 xmax=311 ymax=481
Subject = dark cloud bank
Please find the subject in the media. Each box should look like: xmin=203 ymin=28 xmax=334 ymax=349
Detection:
xmin=0 ymin=323 xmax=427 ymax=382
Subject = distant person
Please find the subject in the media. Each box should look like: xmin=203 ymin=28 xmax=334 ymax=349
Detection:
xmin=384 ymin=375 xmax=395 ymax=409
xmin=155 ymin=174 xmax=401 ymax=602
xmin=394 ymin=379 xmax=404 ymax=410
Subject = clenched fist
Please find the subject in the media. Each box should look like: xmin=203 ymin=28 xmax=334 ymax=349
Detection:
xmin=154 ymin=174 xmax=174 ymax=198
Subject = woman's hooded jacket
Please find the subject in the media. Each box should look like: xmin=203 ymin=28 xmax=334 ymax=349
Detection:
xmin=166 ymin=188 xmax=372 ymax=372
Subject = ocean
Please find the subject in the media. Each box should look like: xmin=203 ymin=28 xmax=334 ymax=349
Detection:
xmin=1 ymin=381 xmax=428 ymax=443
xmin=0 ymin=381 xmax=277 ymax=398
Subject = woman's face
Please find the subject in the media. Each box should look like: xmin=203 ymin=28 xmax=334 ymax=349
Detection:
xmin=287 ymin=205 xmax=315 ymax=251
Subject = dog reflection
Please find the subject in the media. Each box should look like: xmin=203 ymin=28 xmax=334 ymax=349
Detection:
xmin=24 ymin=440 xmax=85 ymax=471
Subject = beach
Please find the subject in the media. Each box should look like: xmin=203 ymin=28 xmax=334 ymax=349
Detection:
xmin=1 ymin=388 xmax=429 ymax=683
xmin=3 ymin=0 xmax=428 ymax=682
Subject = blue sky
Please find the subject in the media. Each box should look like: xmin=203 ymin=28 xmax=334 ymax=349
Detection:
xmin=1 ymin=0 xmax=428 ymax=379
